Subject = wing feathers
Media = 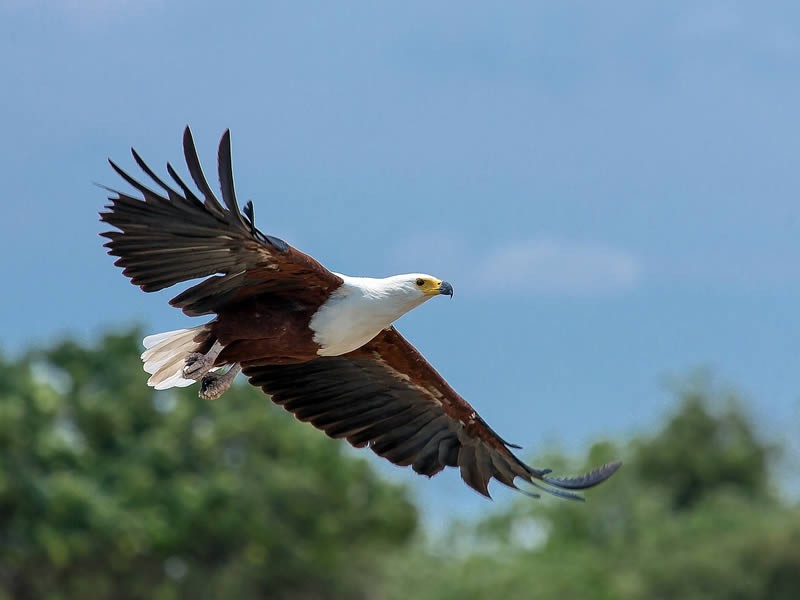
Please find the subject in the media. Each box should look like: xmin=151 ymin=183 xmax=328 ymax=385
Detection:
xmin=311 ymin=398 xmax=412 ymax=433
xmin=243 ymin=329 xmax=621 ymax=500
xmin=100 ymin=127 xmax=342 ymax=315
xmin=438 ymin=437 xmax=460 ymax=468
xmin=462 ymin=445 xmax=493 ymax=498
xmin=488 ymin=452 xmax=524 ymax=488
xmin=542 ymin=461 xmax=622 ymax=490
xmin=165 ymin=162 xmax=206 ymax=210
xmin=130 ymin=148 xmax=185 ymax=206
xmin=394 ymin=425 xmax=450 ymax=466
xmin=368 ymin=414 xmax=440 ymax=459
xmin=326 ymin=408 xmax=414 ymax=440
xmin=347 ymin=410 xmax=434 ymax=450
xmin=181 ymin=127 xmax=226 ymax=217
xmin=217 ymin=130 xmax=248 ymax=230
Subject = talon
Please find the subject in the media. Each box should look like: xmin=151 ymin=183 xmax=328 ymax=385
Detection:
xmin=182 ymin=353 xmax=209 ymax=379
xmin=199 ymin=364 xmax=241 ymax=400
xmin=199 ymin=374 xmax=224 ymax=400
xmin=184 ymin=353 xmax=203 ymax=367
xmin=182 ymin=341 xmax=224 ymax=380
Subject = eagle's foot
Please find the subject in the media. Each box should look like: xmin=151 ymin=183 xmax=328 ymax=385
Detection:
xmin=183 ymin=341 xmax=224 ymax=380
xmin=183 ymin=353 xmax=213 ymax=379
xmin=199 ymin=364 xmax=242 ymax=400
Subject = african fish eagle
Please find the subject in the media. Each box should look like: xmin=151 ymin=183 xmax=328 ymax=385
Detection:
xmin=99 ymin=127 xmax=620 ymax=500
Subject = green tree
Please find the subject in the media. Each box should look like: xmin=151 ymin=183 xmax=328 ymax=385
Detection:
xmin=5 ymin=331 xmax=798 ymax=600
xmin=634 ymin=375 xmax=777 ymax=511
xmin=0 ymin=329 xmax=417 ymax=600
xmin=385 ymin=376 xmax=800 ymax=600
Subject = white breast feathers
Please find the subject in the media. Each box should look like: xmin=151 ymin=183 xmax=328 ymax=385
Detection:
xmin=309 ymin=273 xmax=433 ymax=356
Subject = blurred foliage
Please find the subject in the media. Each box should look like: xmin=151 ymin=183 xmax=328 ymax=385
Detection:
xmin=383 ymin=377 xmax=800 ymax=600
xmin=0 ymin=329 xmax=416 ymax=599
xmin=2 ymin=330 xmax=798 ymax=599
xmin=633 ymin=376 xmax=779 ymax=511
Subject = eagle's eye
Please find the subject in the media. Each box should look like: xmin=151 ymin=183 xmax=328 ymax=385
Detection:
xmin=415 ymin=278 xmax=425 ymax=287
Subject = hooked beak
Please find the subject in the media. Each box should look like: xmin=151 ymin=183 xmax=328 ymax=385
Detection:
xmin=438 ymin=280 xmax=454 ymax=298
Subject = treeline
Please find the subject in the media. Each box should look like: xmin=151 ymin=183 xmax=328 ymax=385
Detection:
xmin=1 ymin=330 xmax=798 ymax=599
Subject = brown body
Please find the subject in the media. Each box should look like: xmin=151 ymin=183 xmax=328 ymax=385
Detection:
xmin=213 ymin=296 xmax=323 ymax=366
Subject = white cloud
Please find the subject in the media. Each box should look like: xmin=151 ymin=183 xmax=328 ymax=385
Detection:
xmin=475 ymin=238 xmax=641 ymax=295
xmin=386 ymin=233 xmax=642 ymax=297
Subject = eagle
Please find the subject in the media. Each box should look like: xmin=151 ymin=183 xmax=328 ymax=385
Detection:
xmin=100 ymin=127 xmax=620 ymax=500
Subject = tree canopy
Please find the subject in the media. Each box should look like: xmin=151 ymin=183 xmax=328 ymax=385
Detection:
xmin=2 ymin=330 xmax=797 ymax=599
xmin=0 ymin=330 xmax=416 ymax=599
xmin=383 ymin=377 xmax=800 ymax=600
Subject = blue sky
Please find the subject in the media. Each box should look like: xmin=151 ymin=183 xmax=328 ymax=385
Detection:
xmin=3 ymin=1 xmax=800 ymax=518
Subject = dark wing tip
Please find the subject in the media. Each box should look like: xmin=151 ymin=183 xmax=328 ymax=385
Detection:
xmin=216 ymin=128 xmax=247 ymax=227
xmin=218 ymin=130 xmax=233 ymax=171
xmin=541 ymin=461 xmax=622 ymax=491
xmin=107 ymin=157 xmax=123 ymax=175
xmin=243 ymin=200 xmax=255 ymax=222
xmin=182 ymin=126 xmax=197 ymax=164
xmin=93 ymin=180 xmax=117 ymax=196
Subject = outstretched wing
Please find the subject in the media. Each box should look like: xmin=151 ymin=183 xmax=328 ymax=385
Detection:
xmin=244 ymin=327 xmax=620 ymax=499
xmin=100 ymin=127 xmax=343 ymax=316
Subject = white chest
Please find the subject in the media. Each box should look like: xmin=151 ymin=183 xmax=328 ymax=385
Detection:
xmin=308 ymin=279 xmax=424 ymax=356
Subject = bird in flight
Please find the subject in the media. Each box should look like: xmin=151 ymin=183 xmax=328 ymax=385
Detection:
xmin=100 ymin=128 xmax=620 ymax=500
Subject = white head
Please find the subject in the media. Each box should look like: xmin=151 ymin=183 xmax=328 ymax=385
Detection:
xmin=371 ymin=273 xmax=454 ymax=308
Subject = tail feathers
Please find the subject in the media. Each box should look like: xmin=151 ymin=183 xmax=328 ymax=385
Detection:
xmin=141 ymin=326 xmax=207 ymax=390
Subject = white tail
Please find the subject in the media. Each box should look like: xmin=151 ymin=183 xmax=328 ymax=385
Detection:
xmin=141 ymin=326 xmax=207 ymax=390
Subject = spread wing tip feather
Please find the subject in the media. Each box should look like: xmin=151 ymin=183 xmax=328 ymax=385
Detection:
xmin=510 ymin=460 xmax=622 ymax=501
xmin=458 ymin=456 xmax=622 ymax=502
xmin=540 ymin=461 xmax=622 ymax=490
xmin=526 ymin=481 xmax=585 ymax=502
xmin=489 ymin=458 xmax=622 ymax=502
